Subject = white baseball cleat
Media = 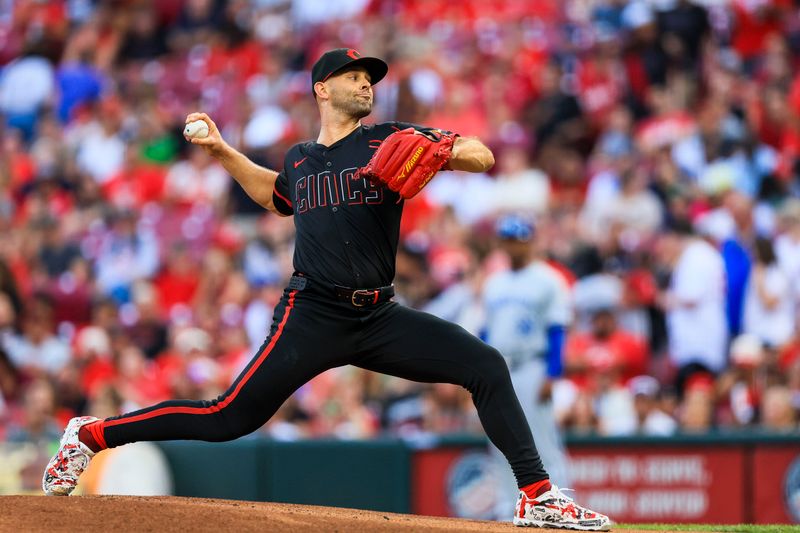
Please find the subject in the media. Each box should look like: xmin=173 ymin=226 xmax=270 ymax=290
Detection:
xmin=42 ymin=416 xmax=99 ymax=496
xmin=513 ymin=485 xmax=612 ymax=530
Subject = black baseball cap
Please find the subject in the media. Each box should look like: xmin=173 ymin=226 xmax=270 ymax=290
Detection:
xmin=311 ymin=48 xmax=388 ymax=92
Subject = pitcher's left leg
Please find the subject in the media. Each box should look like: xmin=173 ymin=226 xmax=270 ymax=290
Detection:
xmin=356 ymin=303 xmax=611 ymax=530
xmin=357 ymin=303 xmax=546 ymax=487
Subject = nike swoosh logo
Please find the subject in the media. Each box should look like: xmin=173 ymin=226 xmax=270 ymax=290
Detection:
xmin=293 ymin=157 xmax=308 ymax=169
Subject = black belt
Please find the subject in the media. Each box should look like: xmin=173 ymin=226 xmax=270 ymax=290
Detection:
xmin=334 ymin=284 xmax=395 ymax=307
xmin=289 ymin=274 xmax=394 ymax=308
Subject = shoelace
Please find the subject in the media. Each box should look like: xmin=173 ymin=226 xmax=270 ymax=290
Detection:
xmin=548 ymin=486 xmax=577 ymax=504
xmin=555 ymin=487 xmax=574 ymax=495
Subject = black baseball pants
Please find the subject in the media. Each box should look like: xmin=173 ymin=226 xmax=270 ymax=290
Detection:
xmin=103 ymin=278 xmax=548 ymax=487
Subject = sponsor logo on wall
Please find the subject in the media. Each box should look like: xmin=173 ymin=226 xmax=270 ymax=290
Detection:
xmin=784 ymin=456 xmax=800 ymax=523
xmin=446 ymin=452 xmax=500 ymax=520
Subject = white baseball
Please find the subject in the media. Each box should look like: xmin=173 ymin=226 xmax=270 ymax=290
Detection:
xmin=184 ymin=119 xmax=209 ymax=139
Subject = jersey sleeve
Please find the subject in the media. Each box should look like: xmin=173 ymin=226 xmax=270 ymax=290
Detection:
xmin=272 ymin=170 xmax=293 ymax=216
xmin=546 ymin=271 xmax=573 ymax=327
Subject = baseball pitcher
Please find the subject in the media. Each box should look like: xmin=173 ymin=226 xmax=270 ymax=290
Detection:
xmin=43 ymin=48 xmax=608 ymax=530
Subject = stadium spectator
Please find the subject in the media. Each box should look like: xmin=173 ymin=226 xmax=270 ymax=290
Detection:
xmin=656 ymin=221 xmax=728 ymax=392
xmin=715 ymin=333 xmax=767 ymax=427
xmin=744 ymin=237 xmax=795 ymax=348
xmin=56 ymin=30 xmax=105 ymax=124
xmin=565 ymin=306 xmax=649 ymax=392
xmin=37 ymin=216 xmax=81 ymax=279
xmin=4 ymin=378 xmax=61 ymax=447
xmin=0 ymin=348 xmax=20 ymax=437
xmin=163 ymin=147 xmax=229 ymax=210
xmin=560 ymin=392 xmax=598 ymax=435
xmin=490 ymin=146 xmax=551 ymax=217
xmin=1 ymin=294 xmax=70 ymax=377
xmin=71 ymin=325 xmax=114 ymax=399
xmin=92 ymin=208 xmax=160 ymax=303
xmin=116 ymin=6 xmax=169 ymax=65
xmin=775 ymin=200 xmax=800 ymax=306
xmin=628 ymin=375 xmax=678 ymax=436
xmin=679 ymin=373 xmax=716 ymax=432
xmin=102 ymin=144 xmax=167 ymax=210
xmin=760 ymin=385 xmax=797 ymax=431
xmin=115 ymin=344 xmax=171 ymax=411
xmin=0 ymin=45 xmax=55 ymax=141
xmin=74 ymin=98 xmax=127 ymax=184
xmin=125 ymin=281 xmax=169 ymax=360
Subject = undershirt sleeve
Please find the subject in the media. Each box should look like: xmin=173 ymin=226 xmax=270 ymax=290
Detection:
xmin=272 ymin=170 xmax=293 ymax=216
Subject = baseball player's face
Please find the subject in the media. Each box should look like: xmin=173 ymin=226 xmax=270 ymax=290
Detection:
xmin=591 ymin=310 xmax=616 ymax=339
xmin=326 ymin=67 xmax=373 ymax=119
xmin=499 ymin=238 xmax=532 ymax=269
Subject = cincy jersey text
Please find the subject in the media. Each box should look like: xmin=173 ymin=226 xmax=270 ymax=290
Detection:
xmin=295 ymin=167 xmax=384 ymax=213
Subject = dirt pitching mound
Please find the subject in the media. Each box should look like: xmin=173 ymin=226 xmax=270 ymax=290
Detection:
xmin=0 ymin=495 xmax=526 ymax=532
xmin=0 ymin=495 xmax=705 ymax=532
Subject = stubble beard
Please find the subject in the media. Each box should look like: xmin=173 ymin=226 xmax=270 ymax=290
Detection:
xmin=331 ymin=91 xmax=373 ymax=119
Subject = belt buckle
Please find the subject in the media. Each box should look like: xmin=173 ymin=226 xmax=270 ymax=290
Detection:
xmin=351 ymin=289 xmax=373 ymax=307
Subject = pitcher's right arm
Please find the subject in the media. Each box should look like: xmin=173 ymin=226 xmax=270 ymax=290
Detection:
xmin=184 ymin=112 xmax=290 ymax=216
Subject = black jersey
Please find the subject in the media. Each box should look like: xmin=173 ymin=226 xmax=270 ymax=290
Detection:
xmin=272 ymin=121 xmax=440 ymax=288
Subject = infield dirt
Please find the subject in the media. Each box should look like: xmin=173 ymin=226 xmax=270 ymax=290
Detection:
xmin=0 ymin=495 xmax=713 ymax=532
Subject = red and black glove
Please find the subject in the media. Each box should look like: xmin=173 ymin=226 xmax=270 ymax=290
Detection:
xmin=356 ymin=128 xmax=457 ymax=199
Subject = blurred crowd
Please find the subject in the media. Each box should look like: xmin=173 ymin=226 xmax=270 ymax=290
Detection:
xmin=1 ymin=0 xmax=800 ymax=449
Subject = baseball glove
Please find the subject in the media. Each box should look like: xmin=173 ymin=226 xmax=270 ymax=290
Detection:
xmin=356 ymin=128 xmax=457 ymax=199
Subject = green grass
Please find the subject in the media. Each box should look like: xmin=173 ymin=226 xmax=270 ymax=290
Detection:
xmin=617 ymin=525 xmax=800 ymax=532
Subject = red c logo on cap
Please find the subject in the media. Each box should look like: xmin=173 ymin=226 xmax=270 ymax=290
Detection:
xmin=346 ymin=49 xmax=361 ymax=59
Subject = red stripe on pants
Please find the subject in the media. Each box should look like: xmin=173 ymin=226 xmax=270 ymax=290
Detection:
xmin=105 ymin=290 xmax=298 ymax=428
